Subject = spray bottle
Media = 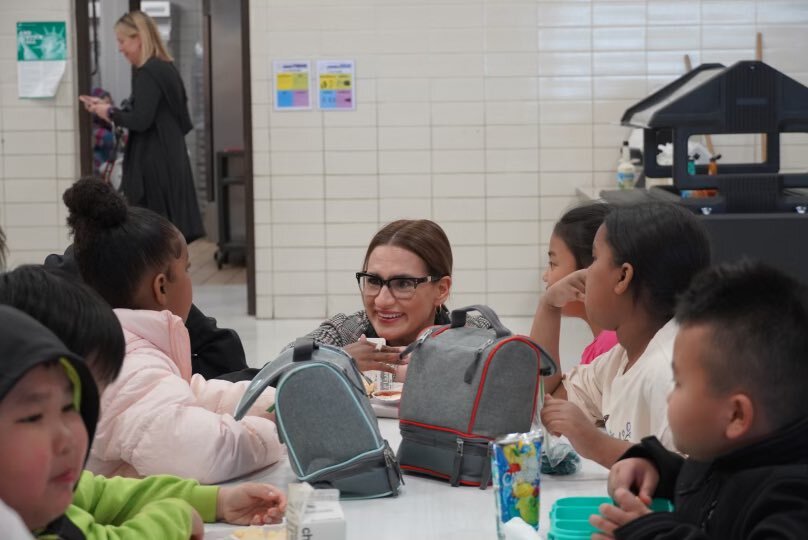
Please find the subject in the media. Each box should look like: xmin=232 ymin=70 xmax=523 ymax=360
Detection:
xmin=616 ymin=141 xmax=636 ymax=189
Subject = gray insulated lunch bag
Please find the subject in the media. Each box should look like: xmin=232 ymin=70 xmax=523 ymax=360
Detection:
xmin=234 ymin=338 xmax=402 ymax=499
xmin=397 ymin=305 xmax=557 ymax=487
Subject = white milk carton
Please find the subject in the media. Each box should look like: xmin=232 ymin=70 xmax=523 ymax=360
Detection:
xmin=364 ymin=338 xmax=398 ymax=393
xmin=286 ymin=483 xmax=346 ymax=540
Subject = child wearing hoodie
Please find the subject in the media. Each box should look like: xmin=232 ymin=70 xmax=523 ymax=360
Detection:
xmin=0 ymin=265 xmax=126 ymax=394
xmin=0 ymin=305 xmax=286 ymax=539
xmin=60 ymin=178 xmax=282 ymax=484
xmin=591 ymin=262 xmax=808 ymax=539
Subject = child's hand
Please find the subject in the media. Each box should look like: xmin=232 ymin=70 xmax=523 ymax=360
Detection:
xmin=608 ymin=457 xmax=659 ymax=503
xmin=540 ymin=394 xmax=597 ymax=458
xmin=217 ymin=483 xmax=287 ymax=525
xmin=190 ymin=508 xmax=205 ymax=540
xmin=589 ymin=487 xmax=653 ymax=539
xmin=543 ymin=269 xmax=587 ymax=308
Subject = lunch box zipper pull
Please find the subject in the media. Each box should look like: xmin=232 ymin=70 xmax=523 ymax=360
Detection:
xmin=399 ymin=327 xmax=435 ymax=361
xmin=464 ymin=338 xmax=495 ymax=383
xmin=451 ymin=437 xmax=464 ymax=487
xmin=383 ymin=440 xmax=404 ymax=489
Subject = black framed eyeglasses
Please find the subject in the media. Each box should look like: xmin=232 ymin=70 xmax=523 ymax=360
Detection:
xmin=355 ymin=272 xmax=439 ymax=299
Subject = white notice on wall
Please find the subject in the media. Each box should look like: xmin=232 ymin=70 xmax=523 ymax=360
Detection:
xmin=17 ymin=22 xmax=67 ymax=98
xmin=273 ymin=60 xmax=312 ymax=111
xmin=317 ymin=60 xmax=355 ymax=111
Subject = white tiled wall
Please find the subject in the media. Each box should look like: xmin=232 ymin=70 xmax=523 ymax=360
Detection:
xmin=0 ymin=0 xmax=77 ymax=267
xmin=249 ymin=0 xmax=808 ymax=318
xmin=2 ymin=2 xmax=807 ymax=319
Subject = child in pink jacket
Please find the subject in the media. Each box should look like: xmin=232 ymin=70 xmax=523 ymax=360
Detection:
xmin=63 ymin=178 xmax=282 ymax=484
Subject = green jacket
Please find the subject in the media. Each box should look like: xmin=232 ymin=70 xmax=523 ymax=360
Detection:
xmin=37 ymin=471 xmax=219 ymax=540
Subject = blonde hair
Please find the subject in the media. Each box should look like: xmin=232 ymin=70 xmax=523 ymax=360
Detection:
xmin=115 ymin=10 xmax=173 ymax=65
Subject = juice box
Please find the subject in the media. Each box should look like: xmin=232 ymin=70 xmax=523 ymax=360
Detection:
xmin=491 ymin=430 xmax=544 ymax=539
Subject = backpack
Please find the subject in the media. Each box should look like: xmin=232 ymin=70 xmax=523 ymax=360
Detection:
xmin=396 ymin=305 xmax=557 ymax=487
xmin=234 ymin=338 xmax=402 ymax=499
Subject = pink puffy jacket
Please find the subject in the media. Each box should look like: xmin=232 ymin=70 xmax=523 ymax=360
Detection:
xmin=87 ymin=309 xmax=283 ymax=484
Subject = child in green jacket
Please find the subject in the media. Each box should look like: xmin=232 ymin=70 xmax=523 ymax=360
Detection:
xmin=0 ymin=302 xmax=286 ymax=540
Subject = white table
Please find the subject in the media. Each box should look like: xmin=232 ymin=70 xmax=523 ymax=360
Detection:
xmin=206 ymin=419 xmax=609 ymax=539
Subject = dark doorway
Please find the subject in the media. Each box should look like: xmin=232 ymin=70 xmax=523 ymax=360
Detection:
xmin=74 ymin=0 xmax=255 ymax=314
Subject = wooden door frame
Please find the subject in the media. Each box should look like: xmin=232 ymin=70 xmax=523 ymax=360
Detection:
xmin=75 ymin=0 xmax=92 ymax=176
xmin=240 ymin=0 xmax=256 ymax=315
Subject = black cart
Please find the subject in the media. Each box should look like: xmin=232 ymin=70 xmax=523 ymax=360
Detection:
xmin=602 ymin=60 xmax=808 ymax=280
xmin=214 ymin=149 xmax=247 ymax=269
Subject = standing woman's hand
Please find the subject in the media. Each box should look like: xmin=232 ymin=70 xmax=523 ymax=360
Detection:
xmin=80 ymin=95 xmax=113 ymax=124
xmin=343 ymin=335 xmax=405 ymax=374
xmin=92 ymin=102 xmax=113 ymax=124
xmin=79 ymin=94 xmax=99 ymax=109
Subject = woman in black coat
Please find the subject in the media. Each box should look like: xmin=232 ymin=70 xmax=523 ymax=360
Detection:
xmin=80 ymin=10 xmax=204 ymax=243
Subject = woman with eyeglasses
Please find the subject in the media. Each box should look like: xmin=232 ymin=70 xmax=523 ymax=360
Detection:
xmin=79 ymin=10 xmax=204 ymax=244
xmin=297 ymin=219 xmax=492 ymax=374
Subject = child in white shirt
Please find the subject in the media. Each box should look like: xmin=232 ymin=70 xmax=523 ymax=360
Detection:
xmin=541 ymin=202 xmax=710 ymax=467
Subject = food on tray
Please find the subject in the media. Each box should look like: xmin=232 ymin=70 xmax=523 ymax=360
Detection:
xmin=362 ymin=376 xmax=376 ymax=396
xmin=230 ymin=526 xmax=286 ymax=540
xmin=372 ymin=389 xmax=402 ymax=402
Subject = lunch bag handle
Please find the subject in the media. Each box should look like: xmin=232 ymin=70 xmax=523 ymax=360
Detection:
xmin=293 ymin=337 xmax=319 ymax=362
xmin=450 ymin=305 xmax=511 ymax=338
xmin=235 ymin=339 xmax=368 ymax=420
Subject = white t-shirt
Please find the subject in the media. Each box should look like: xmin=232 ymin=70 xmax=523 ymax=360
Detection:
xmin=562 ymin=319 xmax=677 ymax=450
xmin=0 ymin=499 xmax=33 ymax=540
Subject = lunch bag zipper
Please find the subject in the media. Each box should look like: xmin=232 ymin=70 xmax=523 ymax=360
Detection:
xmin=306 ymin=441 xmax=402 ymax=499
xmin=400 ymin=423 xmax=490 ymax=487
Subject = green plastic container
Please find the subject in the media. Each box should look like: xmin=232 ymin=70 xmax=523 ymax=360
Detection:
xmin=547 ymin=496 xmax=673 ymax=540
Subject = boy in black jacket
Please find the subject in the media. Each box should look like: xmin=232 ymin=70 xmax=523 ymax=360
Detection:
xmin=591 ymin=261 xmax=808 ymax=539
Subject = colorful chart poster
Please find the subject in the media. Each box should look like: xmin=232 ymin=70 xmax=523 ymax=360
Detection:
xmin=317 ymin=60 xmax=355 ymax=111
xmin=16 ymin=21 xmax=67 ymax=98
xmin=273 ymin=60 xmax=311 ymax=111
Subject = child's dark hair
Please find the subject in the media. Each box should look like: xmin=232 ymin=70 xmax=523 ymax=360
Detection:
xmin=554 ymin=202 xmax=611 ymax=269
xmin=604 ymin=202 xmax=710 ymax=323
xmin=0 ymin=265 xmax=125 ymax=386
xmin=676 ymin=262 xmax=808 ymax=427
xmin=63 ymin=177 xmax=182 ymax=308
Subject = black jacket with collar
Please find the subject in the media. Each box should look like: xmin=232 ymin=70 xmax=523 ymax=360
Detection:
xmin=614 ymin=416 xmax=808 ymax=539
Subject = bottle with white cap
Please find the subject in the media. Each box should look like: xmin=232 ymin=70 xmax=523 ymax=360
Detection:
xmin=616 ymin=140 xmax=636 ymax=189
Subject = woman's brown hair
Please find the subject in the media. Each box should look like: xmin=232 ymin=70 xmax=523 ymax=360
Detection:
xmin=115 ymin=10 xmax=173 ymax=65
xmin=362 ymin=219 xmax=453 ymax=278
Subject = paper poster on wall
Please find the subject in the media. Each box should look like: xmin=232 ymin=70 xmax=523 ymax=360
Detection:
xmin=317 ymin=60 xmax=355 ymax=110
xmin=273 ymin=60 xmax=311 ymax=111
xmin=16 ymin=22 xmax=67 ymax=98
